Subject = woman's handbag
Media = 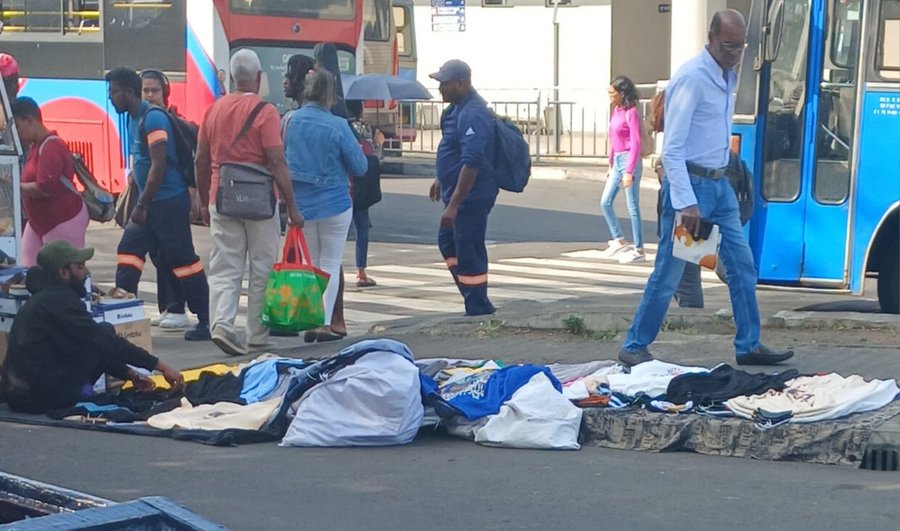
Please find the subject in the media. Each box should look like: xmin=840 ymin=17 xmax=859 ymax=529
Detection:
xmin=352 ymin=154 xmax=382 ymax=211
xmin=216 ymin=101 xmax=277 ymax=220
xmin=260 ymin=227 xmax=331 ymax=332
xmin=115 ymin=177 xmax=138 ymax=228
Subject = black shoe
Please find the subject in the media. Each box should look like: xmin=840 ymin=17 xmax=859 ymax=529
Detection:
xmin=316 ymin=331 xmax=346 ymax=343
xmin=270 ymin=329 xmax=299 ymax=337
xmin=618 ymin=347 xmax=654 ymax=367
xmin=736 ymin=345 xmax=794 ymax=366
xmin=185 ymin=324 xmax=212 ymax=341
xmin=303 ymin=331 xmax=318 ymax=343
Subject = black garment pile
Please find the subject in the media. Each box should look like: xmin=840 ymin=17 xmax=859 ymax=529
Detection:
xmin=665 ymin=364 xmax=800 ymax=407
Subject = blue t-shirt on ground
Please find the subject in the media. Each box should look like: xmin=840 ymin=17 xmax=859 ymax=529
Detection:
xmin=128 ymin=101 xmax=187 ymax=202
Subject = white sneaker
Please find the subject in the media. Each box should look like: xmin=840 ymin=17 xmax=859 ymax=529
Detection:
xmin=600 ymin=239 xmax=630 ymax=258
xmin=159 ymin=312 xmax=191 ymax=329
xmin=618 ymin=248 xmax=647 ymax=264
xmin=150 ymin=311 xmax=169 ymax=327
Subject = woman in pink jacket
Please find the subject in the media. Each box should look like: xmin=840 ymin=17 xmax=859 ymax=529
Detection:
xmin=600 ymin=75 xmax=644 ymax=263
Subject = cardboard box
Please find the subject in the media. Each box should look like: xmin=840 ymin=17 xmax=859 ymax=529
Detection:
xmin=92 ymin=300 xmax=145 ymax=325
xmin=114 ymin=318 xmax=152 ymax=353
xmin=0 ymin=314 xmax=13 ymax=333
xmin=0 ymin=293 xmax=28 ymax=316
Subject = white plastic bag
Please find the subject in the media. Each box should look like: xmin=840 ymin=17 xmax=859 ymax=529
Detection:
xmin=280 ymin=351 xmax=424 ymax=447
xmin=473 ymin=373 xmax=583 ymax=450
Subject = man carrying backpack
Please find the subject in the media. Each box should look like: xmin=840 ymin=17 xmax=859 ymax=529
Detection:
xmin=106 ymin=67 xmax=211 ymax=341
xmin=428 ymin=60 xmax=498 ymax=316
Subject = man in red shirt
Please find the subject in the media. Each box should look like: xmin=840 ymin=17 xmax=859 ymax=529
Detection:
xmin=195 ymin=49 xmax=302 ymax=356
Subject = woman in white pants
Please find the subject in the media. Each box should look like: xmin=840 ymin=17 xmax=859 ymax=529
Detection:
xmin=284 ymin=68 xmax=368 ymax=342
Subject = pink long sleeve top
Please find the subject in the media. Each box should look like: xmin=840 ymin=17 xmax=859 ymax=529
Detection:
xmin=608 ymin=105 xmax=642 ymax=174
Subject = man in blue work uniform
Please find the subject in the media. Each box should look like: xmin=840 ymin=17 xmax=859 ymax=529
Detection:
xmin=106 ymin=67 xmax=211 ymax=341
xmin=429 ymin=60 xmax=498 ymax=316
xmin=618 ymin=10 xmax=793 ymax=367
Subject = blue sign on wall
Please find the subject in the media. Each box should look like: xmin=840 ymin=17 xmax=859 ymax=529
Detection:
xmin=432 ymin=0 xmax=466 ymax=32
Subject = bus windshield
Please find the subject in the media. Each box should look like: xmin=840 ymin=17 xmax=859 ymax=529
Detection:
xmin=229 ymin=0 xmax=355 ymax=20
xmin=234 ymin=45 xmax=356 ymax=115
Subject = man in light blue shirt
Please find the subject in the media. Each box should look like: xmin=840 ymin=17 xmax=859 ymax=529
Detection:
xmin=619 ymin=9 xmax=794 ymax=367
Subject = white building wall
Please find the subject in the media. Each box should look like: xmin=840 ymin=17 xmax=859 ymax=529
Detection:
xmin=413 ymin=1 xmax=612 ymax=132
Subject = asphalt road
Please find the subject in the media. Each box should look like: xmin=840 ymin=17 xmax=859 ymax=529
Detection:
xmin=3 ymin=177 xmax=899 ymax=530
xmin=369 ymin=176 xmax=662 ymax=246
xmin=2 ymin=328 xmax=899 ymax=531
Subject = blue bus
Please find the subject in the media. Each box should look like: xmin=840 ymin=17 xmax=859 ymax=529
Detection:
xmin=733 ymin=0 xmax=900 ymax=313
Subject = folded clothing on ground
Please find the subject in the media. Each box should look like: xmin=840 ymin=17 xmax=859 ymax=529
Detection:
xmin=725 ymin=373 xmax=900 ymax=423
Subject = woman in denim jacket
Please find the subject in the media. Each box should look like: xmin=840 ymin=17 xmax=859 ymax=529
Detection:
xmin=284 ymin=68 xmax=368 ymax=342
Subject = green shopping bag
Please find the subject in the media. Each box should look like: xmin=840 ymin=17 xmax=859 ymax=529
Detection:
xmin=260 ymin=227 xmax=331 ymax=332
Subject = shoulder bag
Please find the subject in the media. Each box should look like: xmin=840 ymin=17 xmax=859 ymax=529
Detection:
xmin=216 ymin=101 xmax=278 ymax=220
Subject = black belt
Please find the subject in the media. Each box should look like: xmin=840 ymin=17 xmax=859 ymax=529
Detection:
xmin=686 ymin=162 xmax=727 ymax=179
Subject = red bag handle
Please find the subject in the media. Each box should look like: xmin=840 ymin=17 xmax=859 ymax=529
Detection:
xmin=280 ymin=227 xmax=313 ymax=268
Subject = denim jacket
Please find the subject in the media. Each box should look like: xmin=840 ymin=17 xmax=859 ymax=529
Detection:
xmin=284 ymin=103 xmax=368 ymax=186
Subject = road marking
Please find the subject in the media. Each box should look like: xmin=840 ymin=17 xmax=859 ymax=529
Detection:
xmin=345 ymin=291 xmax=462 ymax=313
xmin=489 ymin=262 xmax=653 ymax=286
xmin=502 ymin=257 xmax=721 ymax=281
xmin=367 ymin=264 xmax=577 ymax=288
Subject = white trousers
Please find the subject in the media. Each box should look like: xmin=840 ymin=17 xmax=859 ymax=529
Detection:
xmin=208 ymin=205 xmax=280 ymax=347
xmin=303 ymin=207 xmax=352 ymax=326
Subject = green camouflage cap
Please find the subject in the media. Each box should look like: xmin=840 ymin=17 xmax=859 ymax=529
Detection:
xmin=36 ymin=240 xmax=94 ymax=271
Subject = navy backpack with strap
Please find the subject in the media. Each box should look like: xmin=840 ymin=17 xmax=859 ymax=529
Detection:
xmin=490 ymin=112 xmax=531 ymax=193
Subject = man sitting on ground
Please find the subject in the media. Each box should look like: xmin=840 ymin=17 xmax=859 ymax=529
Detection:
xmin=0 ymin=241 xmax=183 ymax=413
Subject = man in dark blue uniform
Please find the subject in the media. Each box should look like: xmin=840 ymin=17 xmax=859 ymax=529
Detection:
xmin=429 ymin=60 xmax=498 ymax=316
xmin=106 ymin=67 xmax=211 ymax=341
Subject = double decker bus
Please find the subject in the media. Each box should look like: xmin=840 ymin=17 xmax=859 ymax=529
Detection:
xmin=732 ymin=0 xmax=900 ymax=312
xmin=0 ymin=0 xmax=397 ymax=195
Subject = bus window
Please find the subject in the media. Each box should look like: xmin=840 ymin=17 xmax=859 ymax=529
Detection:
xmin=229 ymin=0 xmax=355 ymax=19
xmin=876 ymin=0 xmax=900 ymax=80
xmin=365 ymin=0 xmax=392 ymax=41
xmin=0 ymin=0 xmax=99 ymax=35
xmin=814 ymin=0 xmax=861 ymax=205
xmin=731 ymin=0 xmax=760 ymax=117
xmin=103 ymin=0 xmax=186 ymax=73
xmin=394 ymin=5 xmax=411 ymax=56
xmin=761 ymin=0 xmax=810 ymax=203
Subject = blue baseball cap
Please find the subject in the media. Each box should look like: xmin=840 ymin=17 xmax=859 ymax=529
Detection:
xmin=429 ymin=60 xmax=471 ymax=83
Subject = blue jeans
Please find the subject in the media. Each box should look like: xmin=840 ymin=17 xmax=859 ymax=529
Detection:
xmin=601 ymin=152 xmax=644 ymax=249
xmin=352 ymin=208 xmax=371 ymax=269
xmin=624 ymin=175 xmax=761 ymax=355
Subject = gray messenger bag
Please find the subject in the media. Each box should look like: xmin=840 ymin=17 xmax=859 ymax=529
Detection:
xmin=216 ymin=101 xmax=277 ymax=220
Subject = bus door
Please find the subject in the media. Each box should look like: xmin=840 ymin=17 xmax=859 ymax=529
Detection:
xmin=393 ymin=0 xmax=417 ymax=145
xmin=756 ymin=0 xmax=861 ymax=285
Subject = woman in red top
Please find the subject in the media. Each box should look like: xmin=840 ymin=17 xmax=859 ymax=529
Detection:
xmin=13 ymin=97 xmax=88 ymax=267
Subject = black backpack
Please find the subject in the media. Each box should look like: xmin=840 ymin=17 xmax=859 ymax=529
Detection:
xmin=139 ymin=105 xmax=199 ymax=187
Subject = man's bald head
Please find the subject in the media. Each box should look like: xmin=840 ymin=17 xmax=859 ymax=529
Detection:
xmin=708 ymin=9 xmax=748 ymax=70
xmin=711 ymin=9 xmax=747 ymax=36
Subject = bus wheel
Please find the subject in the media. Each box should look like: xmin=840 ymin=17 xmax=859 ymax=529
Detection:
xmin=878 ymin=250 xmax=899 ymax=314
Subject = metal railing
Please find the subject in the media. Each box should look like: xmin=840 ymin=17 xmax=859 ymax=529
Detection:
xmin=373 ymin=85 xmax=659 ymax=162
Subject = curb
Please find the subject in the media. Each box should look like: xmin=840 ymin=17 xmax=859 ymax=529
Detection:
xmin=381 ymin=157 xmax=661 ymax=190
xmin=370 ymin=306 xmax=900 ymax=337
